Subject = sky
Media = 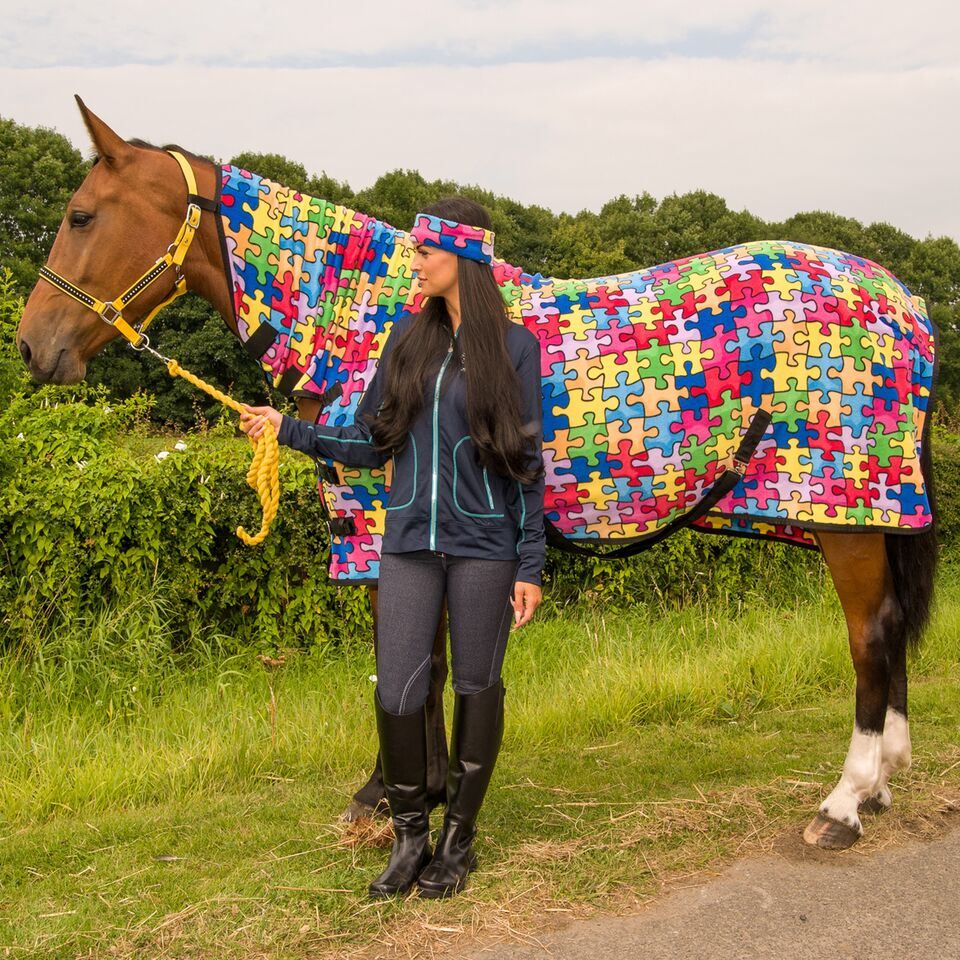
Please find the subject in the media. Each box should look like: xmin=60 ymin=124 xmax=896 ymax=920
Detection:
xmin=2 ymin=0 xmax=958 ymax=243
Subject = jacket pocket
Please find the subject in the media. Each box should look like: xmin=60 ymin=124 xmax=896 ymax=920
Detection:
xmin=386 ymin=434 xmax=417 ymax=510
xmin=452 ymin=435 xmax=505 ymax=518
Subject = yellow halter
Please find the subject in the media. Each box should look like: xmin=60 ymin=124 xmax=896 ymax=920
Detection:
xmin=36 ymin=149 xmax=280 ymax=547
xmin=37 ymin=150 xmax=205 ymax=351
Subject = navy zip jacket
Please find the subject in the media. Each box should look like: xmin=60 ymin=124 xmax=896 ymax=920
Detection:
xmin=276 ymin=311 xmax=546 ymax=586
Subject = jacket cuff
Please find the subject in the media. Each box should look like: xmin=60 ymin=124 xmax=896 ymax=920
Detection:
xmin=276 ymin=413 xmax=297 ymax=448
xmin=515 ymin=551 xmax=543 ymax=587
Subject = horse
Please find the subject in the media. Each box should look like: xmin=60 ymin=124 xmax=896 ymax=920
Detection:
xmin=16 ymin=98 xmax=938 ymax=852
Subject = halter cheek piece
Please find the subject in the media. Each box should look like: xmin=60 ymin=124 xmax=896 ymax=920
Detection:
xmin=409 ymin=212 xmax=495 ymax=265
xmin=37 ymin=150 xmax=216 ymax=351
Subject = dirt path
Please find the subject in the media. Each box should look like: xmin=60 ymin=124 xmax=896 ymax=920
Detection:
xmin=463 ymin=821 xmax=960 ymax=960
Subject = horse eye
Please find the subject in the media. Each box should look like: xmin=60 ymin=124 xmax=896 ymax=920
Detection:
xmin=70 ymin=211 xmax=93 ymax=228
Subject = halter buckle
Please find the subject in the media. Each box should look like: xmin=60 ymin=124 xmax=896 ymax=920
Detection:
xmin=100 ymin=302 xmax=122 ymax=325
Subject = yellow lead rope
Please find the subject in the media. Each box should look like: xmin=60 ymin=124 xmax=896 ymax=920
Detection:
xmin=166 ymin=359 xmax=280 ymax=547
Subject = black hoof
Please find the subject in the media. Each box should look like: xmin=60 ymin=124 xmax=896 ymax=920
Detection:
xmin=859 ymin=794 xmax=890 ymax=816
xmin=803 ymin=812 xmax=861 ymax=850
xmin=339 ymin=798 xmax=390 ymax=823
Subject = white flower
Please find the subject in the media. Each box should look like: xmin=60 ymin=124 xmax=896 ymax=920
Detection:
xmin=155 ymin=450 xmax=170 ymax=462
xmin=16 ymin=432 xmax=24 ymax=440
xmin=75 ymin=460 xmax=87 ymax=470
xmin=368 ymin=674 xmax=378 ymax=683
xmin=103 ymin=406 xmax=113 ymax=414
xmin=174 ymin=441 xmax=188 ymax=451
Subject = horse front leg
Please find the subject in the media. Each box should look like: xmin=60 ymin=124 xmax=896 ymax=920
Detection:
xmin=803 ymin=532 xmax=902 ymax=850
xmin=340 ymin=585 xmax=449 ymax=821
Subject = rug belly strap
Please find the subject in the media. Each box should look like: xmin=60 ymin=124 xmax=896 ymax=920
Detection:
xmin=544 ymin=408 xmax=773 ymax=559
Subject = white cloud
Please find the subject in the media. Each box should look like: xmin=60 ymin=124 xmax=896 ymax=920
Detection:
xmin=746 ymin=1 xmax=959 ymax=68
xmin=1 ymin=1 xmax=957 ymax=242
xmin=4 ymin=1 xmax=953 ymax=69
xmin=0 ymin=1 xmax=755 ymax=67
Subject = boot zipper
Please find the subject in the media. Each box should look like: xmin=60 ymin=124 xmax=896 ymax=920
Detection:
xmin=430 ymin=344 xmax=454 ymax=550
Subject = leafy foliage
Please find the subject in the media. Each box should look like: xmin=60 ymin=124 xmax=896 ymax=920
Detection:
xmin=0 ymin=116 xmax=87 ymax=294
xmin=2 ymin=119 xmax=959 ymax=653
xmin=3 ymin=115 xmax=958 ymax=425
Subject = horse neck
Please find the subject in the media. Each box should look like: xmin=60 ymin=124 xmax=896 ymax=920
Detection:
xmin=209 ymin=163 xmax=546 ymax=387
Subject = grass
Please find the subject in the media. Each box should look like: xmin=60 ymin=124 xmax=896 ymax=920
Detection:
xmin=0 ymin=575 xmax=958 ymax=958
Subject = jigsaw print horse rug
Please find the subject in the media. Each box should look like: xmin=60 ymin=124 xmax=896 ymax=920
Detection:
xmin=216 ymin=165 xmax=936 ymax=583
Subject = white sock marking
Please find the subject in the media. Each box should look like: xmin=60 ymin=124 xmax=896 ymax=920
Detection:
xmin=820 ymin=726 xmax=883 ymax=832
xmin=872 ymin=708 xmax=911 ymax=807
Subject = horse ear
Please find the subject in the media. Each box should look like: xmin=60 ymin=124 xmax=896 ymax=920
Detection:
xmin=74 ymin=95 xmax=132 ymax=167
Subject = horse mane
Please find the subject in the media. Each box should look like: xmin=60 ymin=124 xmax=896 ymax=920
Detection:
xmin=89 ymin=138 xmax=207 ymax=166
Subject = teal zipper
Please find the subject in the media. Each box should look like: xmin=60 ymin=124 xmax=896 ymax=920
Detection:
xmin=429 ymin=344 xmax=454 ymax=550
xmin=482 ymin=467 xmax=494 ymax=510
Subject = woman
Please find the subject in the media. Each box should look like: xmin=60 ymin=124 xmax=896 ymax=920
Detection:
xmin=240 ymin=197 xmax=545 ymax=899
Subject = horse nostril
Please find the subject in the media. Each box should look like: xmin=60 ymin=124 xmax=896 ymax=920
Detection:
xmin=18 ymin=337 xmax=32 ymax=366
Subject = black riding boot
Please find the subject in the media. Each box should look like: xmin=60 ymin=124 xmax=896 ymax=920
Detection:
xmin=417 ymin=679 xmax=505 ymax=899
xmin=368 ymin=690 xmax=433 ymax=898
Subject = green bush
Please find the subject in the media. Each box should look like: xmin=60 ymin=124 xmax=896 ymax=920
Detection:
xmin=1 ymin=269 xmax=954 ymax=653
xmin=0 ymin=383 xmax=359 ymax=650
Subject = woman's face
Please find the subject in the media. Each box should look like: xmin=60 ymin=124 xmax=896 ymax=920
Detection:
xmin=411 ymin=244 xmax=459 ymax=298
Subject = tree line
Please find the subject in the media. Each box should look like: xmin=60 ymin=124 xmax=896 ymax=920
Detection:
xmin=3 ymin=114 xmax=958 ymax=425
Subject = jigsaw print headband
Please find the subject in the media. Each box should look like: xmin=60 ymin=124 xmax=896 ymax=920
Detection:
xmin=410 ymin=213 xmax=495 ymax=265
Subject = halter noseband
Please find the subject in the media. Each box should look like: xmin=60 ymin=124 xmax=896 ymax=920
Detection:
xmin=37 ymin=150 xmax=216 ymax=351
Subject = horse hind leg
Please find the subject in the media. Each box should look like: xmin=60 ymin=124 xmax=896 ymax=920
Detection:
xmin=861 ymin=624 xmax=912 ymax=814
xmin=803 ymin=532 xmax=903 ymax=850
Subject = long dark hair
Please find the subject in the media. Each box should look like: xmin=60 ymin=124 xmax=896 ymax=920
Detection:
xmin=364 ymin=196 xmax=540 ymax=485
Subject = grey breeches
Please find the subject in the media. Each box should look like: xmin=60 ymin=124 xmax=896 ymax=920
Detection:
xmin=375 ymin=549 xmax=519 ymax=715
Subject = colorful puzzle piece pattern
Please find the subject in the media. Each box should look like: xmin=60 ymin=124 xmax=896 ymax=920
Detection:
xmin=219 ymin=165 xmax=935 ymax=583
xmin=219 ymin=165 xmax=424 ymax=582
xmin=410 ymin=213 xmax=495 ymax=264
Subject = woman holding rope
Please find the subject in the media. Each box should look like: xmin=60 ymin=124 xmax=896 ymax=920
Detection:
xmin=241 ymin=197 xmax=546 ymax=899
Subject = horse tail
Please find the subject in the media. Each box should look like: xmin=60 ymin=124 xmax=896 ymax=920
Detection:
xmin=886 ymin=434 xmax=938 ymax=646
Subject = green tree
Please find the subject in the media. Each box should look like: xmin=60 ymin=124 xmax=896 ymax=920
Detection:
xmin=0 ymin=116 xmax=87 ymax=295
xmin=4 ymin=116 xmax=958 ymax=424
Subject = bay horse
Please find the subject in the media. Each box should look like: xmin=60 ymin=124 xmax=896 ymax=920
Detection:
xmin=17 ymin=99 xmax=938 ymax=851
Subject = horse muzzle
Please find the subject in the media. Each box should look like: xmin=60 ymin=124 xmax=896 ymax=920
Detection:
xmin=16 ymin=326 xmax=87 ymax=384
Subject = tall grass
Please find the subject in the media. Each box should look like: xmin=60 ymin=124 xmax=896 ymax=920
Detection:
xmin=2 ymin=567 xmax=957 ymax=827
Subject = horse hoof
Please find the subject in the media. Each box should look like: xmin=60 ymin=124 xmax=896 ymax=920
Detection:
xmin=339 ymin=799 xmax=389 ymax=823
xmin=859 ymin=793 xmax=890 ymax=816
xmin=803 ymin=812 xmax=861 ymax=850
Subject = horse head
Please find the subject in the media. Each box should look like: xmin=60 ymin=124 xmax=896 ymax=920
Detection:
xmin=16 ymin=96 xmax=228 ymax=384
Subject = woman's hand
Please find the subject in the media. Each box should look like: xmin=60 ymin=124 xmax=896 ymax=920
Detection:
xmin=510 ymin=581 xmax=542 ymax=629
xmin=240 ymin=404 xmax=283 ymax=441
